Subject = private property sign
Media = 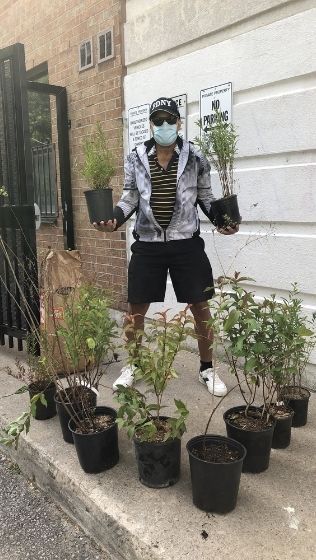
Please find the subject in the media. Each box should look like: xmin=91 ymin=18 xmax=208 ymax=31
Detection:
xmin=128 ymin=104 xmax=150 ymax=152
xmin=200 ymin=82 xmax=232 ymax=130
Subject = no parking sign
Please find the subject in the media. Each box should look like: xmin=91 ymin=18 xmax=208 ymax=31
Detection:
xmin=200 ymin=82 xmax=232 ymax=130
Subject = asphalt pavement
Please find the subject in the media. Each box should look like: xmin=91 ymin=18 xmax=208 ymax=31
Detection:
xmin=0 ymin=453 xmax=109 ymax=560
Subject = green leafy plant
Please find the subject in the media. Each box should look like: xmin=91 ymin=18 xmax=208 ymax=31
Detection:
xmin=55 ymin=284 xmax=118 ymax=433
xmin=81 ymin=122 xmax=116 ymax=189
xmin=1 ymin=332 xmax=55 ymax=449
xmin=207 ymin=275 xmax=315 ymax=422
xmin=195 ymin=108 xmax=238 ymax=198
xmin=116 ymin=308 xmax=195 ymax=442
xmin=276 ymin=284 xmax=316 ymax=397
xmin=0 ymin=388 xmax=46 ymax=449
xmin=10 ymin=331 xmax=54 ymax=389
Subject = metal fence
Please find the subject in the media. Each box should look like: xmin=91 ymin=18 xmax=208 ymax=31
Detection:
xmin=32 ymin=143 xmax=57 ymax=220
xmin=0 ymin=43 xmax=39 ymax=350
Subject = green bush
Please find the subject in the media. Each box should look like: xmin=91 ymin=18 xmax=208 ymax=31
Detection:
xmin=81 ymin=122 xmax=116 ymax=189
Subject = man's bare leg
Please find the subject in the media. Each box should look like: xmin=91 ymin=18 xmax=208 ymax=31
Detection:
xmin=190 ymin=301 xmax=227 ymax=396
xmin=190 ymin=301 xmax=213 ymax=362
xmin=113 ymin=303 xmax=150 ymax=390
xmin=124 ymin=302 xmax=150 ymax=343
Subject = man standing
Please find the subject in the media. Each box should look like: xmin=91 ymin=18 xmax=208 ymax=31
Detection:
xmin=94 ymin=97 xmax=239 ymax=396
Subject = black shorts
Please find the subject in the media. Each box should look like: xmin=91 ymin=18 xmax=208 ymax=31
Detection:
xmin=128 ymin=237 xmax=215 ymax=304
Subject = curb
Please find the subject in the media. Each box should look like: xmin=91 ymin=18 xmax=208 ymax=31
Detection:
xmin=2 ymin=425 xmax=162 ymax=560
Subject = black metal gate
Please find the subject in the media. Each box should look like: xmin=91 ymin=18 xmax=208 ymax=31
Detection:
xmin=0 ymin=43 xmax=39 ymax=350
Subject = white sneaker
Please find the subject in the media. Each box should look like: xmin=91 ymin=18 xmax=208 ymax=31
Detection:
xmin=199 ymin=368 xmax=227 ymax=397
xmin=112 ymin=365 xmax=136 ymax=391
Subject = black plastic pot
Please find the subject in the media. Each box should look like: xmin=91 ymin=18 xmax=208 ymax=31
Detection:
xmin=271 ymin=408 xmax=294 ymax=449
xmin=55 ymin=387 xmax=97 ymax=444
xmin=210 ymin=194 xmax=241 ymax=229
xmin=223 ymin=406 xmax=275 ymax=473
xmin=28 ymin=382 xmax=56 ymax=421
xmin=84 ymin=188 xmax=113 ymax=224
xmin=281 ymin=386 xmax=311 ymax=428
xmin=134 ymin=430 xmax=181 ymax=488
xmin=187 ymin=435 xmax=246 ymax=513
xmin=69 ymin=406 xmax=119 ymax=474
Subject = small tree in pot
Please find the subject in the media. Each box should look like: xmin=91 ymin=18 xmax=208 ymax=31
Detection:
xmin=278 ymin=285 xmax=315 ymax=428
xmin=116 ymin=308 xmax=195 ymax=488
xmin=17 ymin=332 xmax=56 ymax=421
xmin=53 ymin=285 xmax=119 ymax=473
xmin=82 ymin=122 xmax=116 ymax=224
xmin=196 ymin=109 xmax=241 ymax=228
xmin=207 ymin=275 xmax=278 ymax=473
xmin=186 ymin=275 xmax=248 ymax=513
xmin=0 ymin=332 xmax=57 ymax=449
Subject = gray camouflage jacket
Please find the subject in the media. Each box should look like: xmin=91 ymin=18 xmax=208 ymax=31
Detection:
xmin=114 ymin=137 xmax=215 ymax=242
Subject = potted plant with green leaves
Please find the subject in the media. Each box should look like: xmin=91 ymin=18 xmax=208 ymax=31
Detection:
xmin=18 ymin=333 xmax=56 ymax=421
xmin=82 ymin=122 xmax=116 ymax=224
xmin=186 ymin=275 xmax=247 ymax=513
xmin=3 ymin=329 xmax=56 ymax=422
xmin=196 ymin=108 xmax=241 ymax=228
xmin=0 ymin=391 xmax=47 ymax=450
xmin=116 ymin=308 xmax=195 ymax=488
xmin=53 ymin=285 xmax=119 ymax=473
xmin=210 ymin=275 xmax=277 ymax=473
xmin=279 ymin=285 xmax=315 ymax=428
xmin=250 ymin=293 xmax=297 ymax=450
xmin=219 ymin=278 xmax=314 ymax=464
xmin=0 ymin=333 xmax=56 ymax=448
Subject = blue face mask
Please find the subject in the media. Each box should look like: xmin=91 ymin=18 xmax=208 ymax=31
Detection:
xmin=152 ymin=121 xmax=178 ymax=146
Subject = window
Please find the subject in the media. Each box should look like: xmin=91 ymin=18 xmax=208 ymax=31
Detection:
xmin=97 ymin=28 xmax=114 ymax=63
xmin=27 ymin=63 xmax=58 ymax=221
xmin=79 ymin=38 xmax=93 ymax=71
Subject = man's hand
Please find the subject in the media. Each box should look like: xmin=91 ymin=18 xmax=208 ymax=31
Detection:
xmin=217 ymin=224 xmax=239 ymax=235
xmin=93 ymin=219 xmax=117 ymax=232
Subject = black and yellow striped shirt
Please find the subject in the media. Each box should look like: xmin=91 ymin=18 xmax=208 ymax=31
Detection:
xmin=148 ymin=150 xmax=179 ymax=229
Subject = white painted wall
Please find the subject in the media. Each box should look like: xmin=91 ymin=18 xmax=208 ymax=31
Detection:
xmin=123 ymin=1 xmax=316 ymax=386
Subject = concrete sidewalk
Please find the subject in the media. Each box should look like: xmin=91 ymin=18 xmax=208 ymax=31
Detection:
xmin=0 ymin=344 xmax=315 ymax=560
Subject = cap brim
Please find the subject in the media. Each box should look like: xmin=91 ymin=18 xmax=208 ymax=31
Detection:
xmin=150 ymin=108 xmax=180 ymax=118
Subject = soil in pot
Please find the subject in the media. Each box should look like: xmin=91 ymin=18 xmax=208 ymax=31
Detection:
xmin=55 ymin=386 xmax=97 ymax=444
xmin=28 ymin=381 xmax=56 ymax=421
xmin=280 ymin=386 xmax=311 ymax=428
xmin=84 ymin=189 xmax=113 ymax=224
xmin=134 ymin=417 xmax=181 ymax=488
xmin=270 ymin=404 xmax=294 ymax=449
xmin=223 ymin=406 xmax=275 ymax=473
xmin=69 ymin=406 xmax=119 ymax=473
xmin=187 ymin=435 xmax=246 ymax=513
xmin=210 ymin=194 xmax=241 ymax=229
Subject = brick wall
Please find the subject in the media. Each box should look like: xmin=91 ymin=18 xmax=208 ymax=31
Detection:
xmin=0 ymin=0 xmax=128 ymax=310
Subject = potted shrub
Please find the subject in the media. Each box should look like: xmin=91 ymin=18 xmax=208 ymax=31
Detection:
xmin=187 ymin=424 xmax=246 ymax=513
xmin=53 ymin=285 xmax=119 ymax=474
xmin=196 ymin=108 xmax=241 ymax=228
xmin=209 ymin=274 xmax=278 ymax=473
xmin=261 ymin=290 xmax=302 ymax=448
xmin=68 ymin=405 xmax=119 ymax=474
xmin=186 ymin=283 xmax=247 ymax=512
xmin=116 ymin=308 xmax=195 ymax=488
xmin=279 ymin=285 xmax=315 ymax=428
xmin=0 ymin=333 xmax=56 ymax=448
xmin=6 ymin=332 xmax=56 ymax=421
xmin=81 ymin=122 xmax=115 ymax=224
xmin=0 ymin=390 xmax=48 ymax=449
